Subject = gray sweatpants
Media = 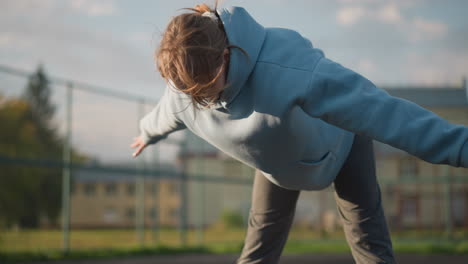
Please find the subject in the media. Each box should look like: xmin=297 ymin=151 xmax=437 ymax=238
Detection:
xmin=237 ymin=135 xmax=396 ymax=264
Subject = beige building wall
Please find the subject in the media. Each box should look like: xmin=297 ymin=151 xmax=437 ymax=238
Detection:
xmin=74 ymin=98 xmax=463 ymax=231
xmin=373 ymin=104 xmax=468 ymax=229
xmin=71 ymin=179 xmax=180 ymax=228
xmin=183 ymin=155 xmax=254 ymax=227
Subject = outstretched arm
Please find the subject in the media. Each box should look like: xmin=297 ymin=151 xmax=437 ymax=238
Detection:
xmin=132 ymin=86 xmax=186 ymax=157
xmin=299 ymin=57 xmax=468 ymax=167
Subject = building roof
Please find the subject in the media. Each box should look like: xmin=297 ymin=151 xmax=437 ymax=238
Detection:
xmin=181 ymin=130 xmax=219 ymax=155
xmin=73 ymin=163 xmax=180 ymax=183
xmin=383 ymin=86 xmax=468 ymax=107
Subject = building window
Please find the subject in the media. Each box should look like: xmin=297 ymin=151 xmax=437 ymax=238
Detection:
xmin=452 ymin=191 xmax=466 ymax=226
xmin=169 ymin=183 xmax=179 ymax=195
xmin=402 ymin=198 xmax=417 ymax=218
xmin=105 ymin=183 xmax=117 ymax=196
xmin=127 ymin=183 xmax=135 ymax=196
xmin=103 ymin=207 xmax=119 ymax=223
xmin=148 ymin=183 xmax=157 ymax=195
xmin=149 ymin=208 xmax=157 ymax=219
xmin=224 ymin=160 xmax=242 ymax=178
xmin=170 ymin=208 xmax=179 ymax=219
xmin=399 ymin=158 xmax=418 ymax=178
xmin=126 ymin=208 xmax=135 ymax=220
xmin=70 ymin=182 xmax=76 ymax=194
xmin=84 ymin=183 xmax=96 ymax=196
xmin=401 ymin=195 xmax=419 ymax=227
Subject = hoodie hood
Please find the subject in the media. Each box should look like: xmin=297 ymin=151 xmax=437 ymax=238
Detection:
xmin=210 ymin=7 xmax=266 ymax=110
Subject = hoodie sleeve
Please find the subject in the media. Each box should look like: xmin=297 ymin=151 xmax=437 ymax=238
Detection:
xmin=139 ymin=87 xmax=186 ymax=145
xmin=299 ymin=56 xmax=468 ymax=167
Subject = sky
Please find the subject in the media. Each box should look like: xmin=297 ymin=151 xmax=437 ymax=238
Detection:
xmin=1 ymin=0 xmax=468 ymax=162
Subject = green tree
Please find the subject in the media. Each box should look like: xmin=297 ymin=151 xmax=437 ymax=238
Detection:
xmin=0 ymin=96 xmax=44 ymax=227
xmin=0 ymin=66 xmax=91 ymax=229
xmin=22 ymin=65 xmax=62 ymax=160
xmin=0 ymin=66 xmax=62 ymax=228
xmin=22 ymin=66 xmax=63 ymax=227
xmin=23 ymin=65 xmax=55 ymax=127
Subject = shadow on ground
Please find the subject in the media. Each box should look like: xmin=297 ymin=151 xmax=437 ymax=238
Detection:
xmin=27 ymin=254 xmax=468 ymax=264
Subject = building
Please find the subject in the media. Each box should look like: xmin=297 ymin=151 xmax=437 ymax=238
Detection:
xmin=70 ymin=165 xmax=181 ymax=228
xmin=375 ymin=86 xmax=468 ymax=229
xmin=69 ymin=85 xmax=468 ymax=231
xmin=179 ymin=85 xmax=468 ymax=230
xmin=179 ymin=131 xmax=254 ymax=228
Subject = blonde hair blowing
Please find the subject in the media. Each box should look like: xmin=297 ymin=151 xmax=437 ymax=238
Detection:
xmin=156 ymin=2 xmax=246 ymax=108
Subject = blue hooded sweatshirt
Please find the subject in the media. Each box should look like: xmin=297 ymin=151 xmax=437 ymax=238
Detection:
xmin=139 ymin=7 xmax=468 ymax=190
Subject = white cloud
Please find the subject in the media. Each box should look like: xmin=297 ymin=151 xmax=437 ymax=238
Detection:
xmin=336 ymin=6 xmax=366 ymax=26
xmin=336 ymin=3 xmax=403 ymax=26
xmin=0 ymin=1 xmax=162 ymax=104
xmin=0 ymin=0 xmax=58 ymax=21
xmin=405 ymin=51 xmax=468 ymax=86
xmin=129 ymin=31 xmax=156 ymax=48
xmin=71 ymin=0 xmax=118 ymax=16
xmin=0 ymin=33 xmax=14 ymax=47
xmin=375 ymin=3 xmax=402 ymax=24
xmin=335 ymin=1 xmax=447 ymax=42
xmin=1 ymin=0 xmax=56 ymax=13
xmin=356 ymin=58 xmax=377 ymax=75
xmin=338 ymin=0 xmax=375 ymax=3
xmin=338 ymin=0 xmax=427 ymax=6
xmin=0 ymin=30 xmax=34 ymax=50
xmin=411 ymin=17 xmax=447 ymax=39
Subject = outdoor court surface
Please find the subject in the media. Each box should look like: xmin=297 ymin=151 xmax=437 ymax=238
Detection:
xmin=29 ymin=254 xmax=468 ymax=264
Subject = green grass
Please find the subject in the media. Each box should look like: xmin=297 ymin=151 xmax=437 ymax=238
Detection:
xmin=0 ymin=246 xmax=211 ymax=263
xmin=1 ymin=241 xmax=468 ymax=263
xmin=0 ymin=228 xmax=247 ymax=252
xmin=0 ymin=228 xmax=467 ymax=263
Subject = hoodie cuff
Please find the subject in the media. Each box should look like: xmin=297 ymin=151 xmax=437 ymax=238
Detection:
xmin=139 ymin=116 xmax=166 ymax=145
xmin=459 ymin=138 xmax=468 ymax=167
xmin=140 ymin=133 xmax=165 ymax=145
xmin=139 ymin=132 xmax=151 ymax=145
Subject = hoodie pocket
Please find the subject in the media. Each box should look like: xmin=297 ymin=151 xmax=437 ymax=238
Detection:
xmin=291 ymin=151 xmax=337 ymax=190
xmin=299 ymin=151 xmax=332 ymax=166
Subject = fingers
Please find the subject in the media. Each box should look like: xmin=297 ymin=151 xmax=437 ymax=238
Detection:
xmin=130 ymin=137 xmax=142 ymax=148
xmin=131 ymin=136 xmax=146 ymax=157
xmin=132 ymin=142 xmax=148 ymax=157
xmin=132 ymin=146 xmax=141 ymax=157
xmin=132 ymin=144 xmax=147 ymax=157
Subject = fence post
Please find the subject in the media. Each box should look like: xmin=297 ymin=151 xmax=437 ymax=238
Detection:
xmin=463 ymin=76 xmax=467 ymax=102
xmin=179 ymin=139 xmax=188 ymax=246
xmin=61 ymin=82 xmax=73 ymax=253
xmin=152 ymin=146 xmax=160 ymax=244
xmin=443 ymin=165 xmax=452 ymax=240
xmin=242 ymin=164 xmax=251 ymax=225
xmin=136 ymin=100 xmax=146 ymax=246
xmin=196 ymin=141 xmax=205 ymax=244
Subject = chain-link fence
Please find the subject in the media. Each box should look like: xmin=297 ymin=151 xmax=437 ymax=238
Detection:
xmin=0 ymin=65 xmax=467 ymax=254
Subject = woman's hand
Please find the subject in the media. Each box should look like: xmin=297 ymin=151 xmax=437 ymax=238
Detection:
xmin=131 ymin=136 xmax=148 ymax=157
